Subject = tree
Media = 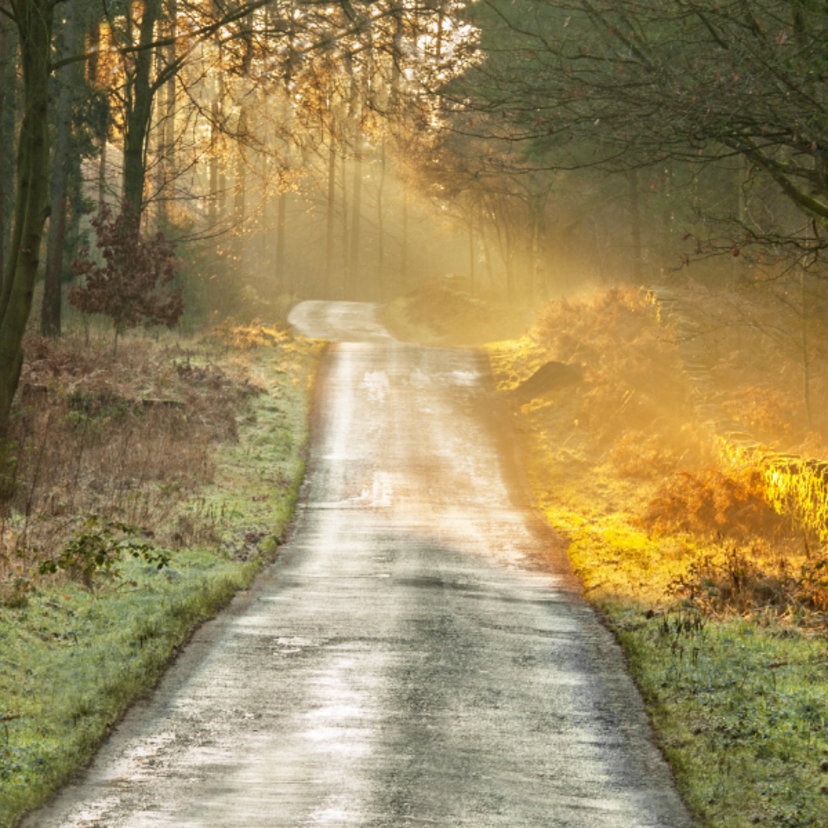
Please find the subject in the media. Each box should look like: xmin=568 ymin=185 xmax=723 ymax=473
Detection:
xmin=0 ymin=0 xmax=10 ymax=287
xmin=69 ymin=203 xmax=184 ymax=354
xmin=458 ymin=0 xmax=828 ymax=256
xmin=0 ymin=0 xmax=56 ymax=428
xmin=41 ymin=0 xmax=81 ymax=337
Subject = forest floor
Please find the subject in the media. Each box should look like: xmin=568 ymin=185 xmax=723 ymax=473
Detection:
xmin=0 ymin=321 xmax=325 ymax=828
xmin=383 ymin=279 xmax=828 ymax=828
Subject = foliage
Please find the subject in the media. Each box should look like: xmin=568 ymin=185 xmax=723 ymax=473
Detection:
xmin=208 ymin=319 xmax=292 ymax=350
xmin=667 ymin=542 xmax=828 ymax=617
xmin=721 ymin=384 xmax=801 ymax=441
xmin=0 ymin=554 xmax=252 ymax=828
xmin=381 ymin=277 xmax=530 ymax=346
xmin=531 ymin=287 xmax=692 ymax=444
xmin=486 ymin=296 xmax=828 ymax=828
xmin=610 ymin=608 xmax=828 ymax=828
xmin=609 ymin=430 xmax=693 ymax=479
xmin=641 ymin=468 xmax=788 ymax=541
xmin=37 ymin=516 xmax=169 ymax=590
xmin=461 ymin=0 xmax=828 ymax=254
xmin=719 ymin=440 xmax=828 ymax=543
xmin=68 ymin=204 xmax=184 ymax=350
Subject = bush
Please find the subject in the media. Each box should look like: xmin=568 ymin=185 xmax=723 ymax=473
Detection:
xmin=640 ymin=467 xmax=787 ymax=541
xmin=69 ymin=204 xmax=184 ymax=353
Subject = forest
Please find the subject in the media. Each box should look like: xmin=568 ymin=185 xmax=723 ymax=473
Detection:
xmin=4 ymin=0 xmax=828 ymax=428
xmin=3 ymin=1 xmax=828 ymax=827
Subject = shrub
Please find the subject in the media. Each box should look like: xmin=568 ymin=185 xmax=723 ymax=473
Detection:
xmin=532 ymin=287 xmax=690 ymax=441
xmin=69 ymin=204 xmax=184 ymax=353
xmin=640 ymin=467 xmax=787 ymax=541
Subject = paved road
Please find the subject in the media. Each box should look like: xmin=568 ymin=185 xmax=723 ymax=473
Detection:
xmin=26 ymin=302 xmax=692 ymax=828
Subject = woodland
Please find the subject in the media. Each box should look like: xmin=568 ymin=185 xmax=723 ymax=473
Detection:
xmin=3 ymin=1 xmax=828 ymax=425
xmin=4 ymin=1 xmax=828 ymax=827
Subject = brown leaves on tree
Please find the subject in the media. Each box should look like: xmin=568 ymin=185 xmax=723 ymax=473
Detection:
xmin=69 ymin=204 xmax=184 ymax=350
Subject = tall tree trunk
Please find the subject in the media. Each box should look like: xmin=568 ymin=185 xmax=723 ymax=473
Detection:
xmin=468 ymin=217 xmax=475 ymax=297
xmin=340 ymin=151 xmax=349 ymax=297
xmin=376 ymin=136 xmax=386 ymax=301
xmin=159 ymin=0 xmax=176 ymax=228
xmin=0 ymin=0 xmax=9 ymax=288
xmin=98 ymin=140 xmax=107 ymax=206
xmin=401 ymin=186 xmax=408 ymax=288
xmin=208 ymin=103 xmax=219 ymax=228
xmin=215 ymin=72 xmax=226 ymax=222
xmin=123 ymin=0 xmax=161 ymax=215
xmin=275 ymin=188 xmax=286 ymax=288
xmin=42 ymin=0 xmax=78 ymax=337
xmin=325 ymin=137 xmax=336 ymax=297
xmin=628 ymin=169 xmax=643 ymax=282
xmin=0 ymin=0 xmax=55 ymax=425
xmin=94 ymin=7 xmax=107 ymax=210
xmin=348 ymin=126 xmax=362 ymax=299
xmin=234 ymin=110 xmax=247 ymax=224
xmin=801 ymin=268 xmax=812 ymax=428
xmin=481 ymin=218 xmax=494 ymax=290
xmin=529 ymin=196 xmax=542 ymax=306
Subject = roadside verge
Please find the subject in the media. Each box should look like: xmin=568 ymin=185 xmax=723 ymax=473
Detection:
xmin=0 ymin=329 xmax=325 ymax=828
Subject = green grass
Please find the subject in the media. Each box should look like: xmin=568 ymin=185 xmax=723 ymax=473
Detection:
xmin=606 ymin=604 xmax=828 ymax=827
xmin=0 ymin=336 xmax=325 ymax=828
xmin=0 ymin=553 xmax=252 ymax=824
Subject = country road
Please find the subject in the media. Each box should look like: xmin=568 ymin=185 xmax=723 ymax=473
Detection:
xmin=25 ymin=301 xmax=692 ymax=828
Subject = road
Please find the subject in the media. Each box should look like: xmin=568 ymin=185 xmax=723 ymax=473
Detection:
xmin=26 ymin=301 xmax=692 ymax=828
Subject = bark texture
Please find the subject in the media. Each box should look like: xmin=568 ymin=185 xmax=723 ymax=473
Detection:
xmin=42 ymin=0 xmax=78 ymax=337
xmin=0 ymin=0 xmax=55 ymax=425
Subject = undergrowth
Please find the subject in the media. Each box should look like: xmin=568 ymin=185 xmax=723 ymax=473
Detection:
xmin=0 ymin=322 xmax=324 ymax=828
xmin=380 ymin=277 xmax=531 ymax=346
xmin=483 ymin=285 xmax=828 ymax=828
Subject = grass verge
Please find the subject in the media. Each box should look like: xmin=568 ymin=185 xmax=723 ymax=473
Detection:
xmin=0 ymin=330 xmax=325 ymax=828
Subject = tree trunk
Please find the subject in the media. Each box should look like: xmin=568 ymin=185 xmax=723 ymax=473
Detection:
xmin=122 ymin=0 xmax=161 ymax=215
xmin=376 ymin=136 xmax=386 ymax=302
xmin=0 ymin=0 xmax=55 ymax=426
xmin=234 ymin=110 xmax=247 ymax=224
xmin=401 ymin=186 xmax=409 ymax=288
xmin=42 ymin=0 xmax=79 ymax=337
xmin=98 ymin=140 xmax=108 ymax=206
xmin=468 ymin=217 xmax=475 ymax=297
xmin=801 ymin=267 xmax=813 ymax=428
xmin=208 ymin=102 xmax=219 ymax=228
xmin=628 ymin=169 xmax=643 ymax=282
xmin=481 ymin=220 xmax=494 ymax=290
xmin=275 ymin=188 xmax=286 ymax=288
xmin=340 ymin=151 xmax=348 ymax=297
xmin=159 ymin=0 xmax=176 ymax=228
xmin=325 ymin=137 xmax=336 ymax=297
xmin=0 ymin=0 xmax=9 ymax=288
xmin=213 ymin=73 xmax=226 ymax=225
xmin=348 ymin=127 xmax=363 ymax=299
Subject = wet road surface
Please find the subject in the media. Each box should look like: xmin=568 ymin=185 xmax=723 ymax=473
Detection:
xmin=26 ymin=301 xmax=692 ymax=827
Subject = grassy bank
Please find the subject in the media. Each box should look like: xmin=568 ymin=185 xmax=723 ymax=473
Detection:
xmin=484 ymin=312 xmax=828 ymax=828
xmin=0 ymin=326 xmax=324 ymax=828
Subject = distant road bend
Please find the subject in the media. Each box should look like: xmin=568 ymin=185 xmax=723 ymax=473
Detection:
xmin=27 ymin=300 xmax=692 ymax=828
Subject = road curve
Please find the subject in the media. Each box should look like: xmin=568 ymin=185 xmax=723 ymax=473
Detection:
xmin=26 ymin=301 xmax=692 ymax=828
